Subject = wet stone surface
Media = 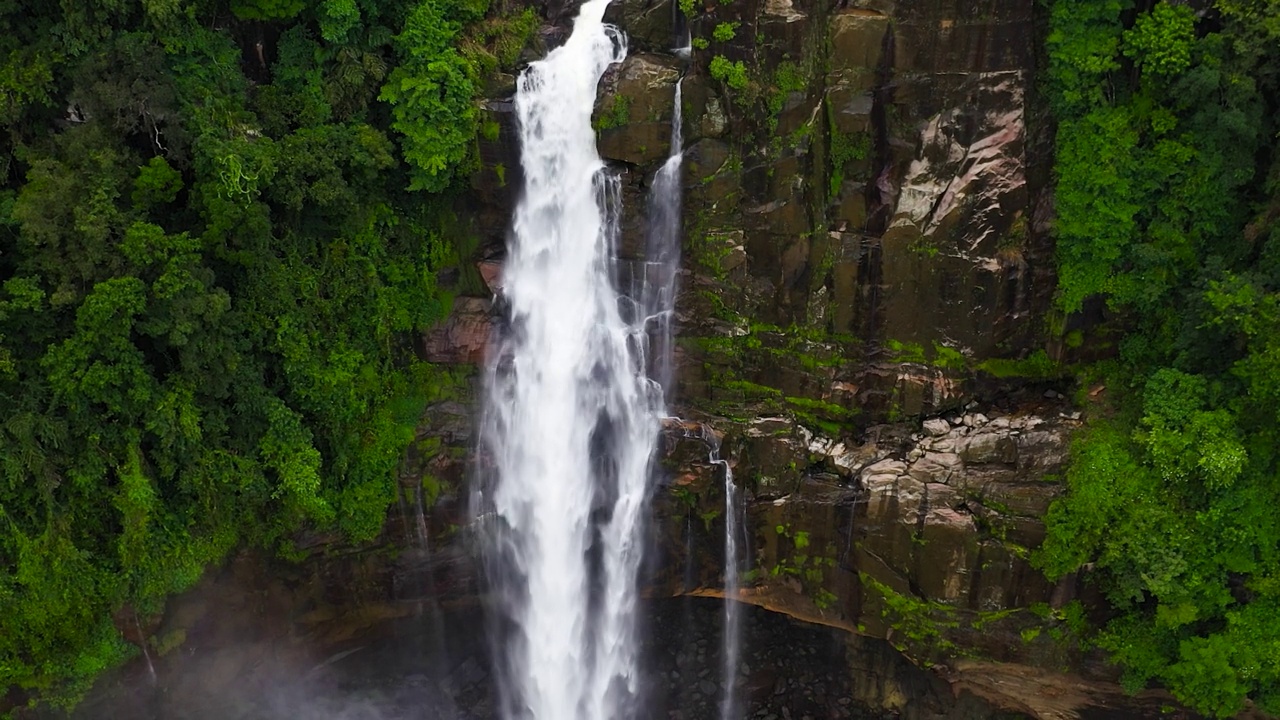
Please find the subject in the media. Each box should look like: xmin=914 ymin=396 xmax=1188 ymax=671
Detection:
xmin=644 ymin=598 xmax=884 ymax=720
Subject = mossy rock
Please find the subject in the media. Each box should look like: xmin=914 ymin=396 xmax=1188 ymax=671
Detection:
xmin=594 ymin=54 xmax=681 ymax=166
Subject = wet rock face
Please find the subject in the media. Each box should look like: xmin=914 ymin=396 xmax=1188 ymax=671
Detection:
xmin=637 ymin=407 xmax=1209 ymax=717
xmin=602 ymin=0 xmax=677 ymax=53
xmin=422 ymin=297 xmax=494 ymax=365
xmin=595 ymin=54 xmax=682 ymax=167
xmin=668 ymin=0 xmax=1049 ymax=397
xmin=648 ymin=409 xmax=1084 ymax=664
xmin=392 ymin=0 xmax=1182 ymax=715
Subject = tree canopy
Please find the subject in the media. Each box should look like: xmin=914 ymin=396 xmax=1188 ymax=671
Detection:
xmin=0 ymin=0 xmax=534 ymax=710
xmin=1039 ymin=0 xmax=1280 ymax=715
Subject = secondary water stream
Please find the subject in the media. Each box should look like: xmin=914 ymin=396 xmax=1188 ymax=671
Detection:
xmin=715 ymin=441 xmax=742 ymax=720
xmin=641 ymin=77 xmax=684 ymax=404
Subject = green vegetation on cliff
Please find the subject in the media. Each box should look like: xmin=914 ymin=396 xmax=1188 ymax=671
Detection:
xmin=1040 ymin=0 xmax=1280 ymax=715
xmin=0 ymin=0 xmax=525 ymax=710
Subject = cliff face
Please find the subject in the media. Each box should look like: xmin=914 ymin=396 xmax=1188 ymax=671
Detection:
xmin=448 ymin=0 xmax=1065 ymax=617
xmin=666 ymin=0 xmax=1049 ymax=365
xmin=452 ymin=0 xmax=1058 ymax=423
xmin=411 ymin=0 xmax=1159 ymax=716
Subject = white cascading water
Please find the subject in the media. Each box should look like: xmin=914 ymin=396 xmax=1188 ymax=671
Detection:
xmin=479 ymin=1 xmax=664 ymax=718
xmin=720 ymin=452 xmax=742 ymax=720
xmin=690 ymin=426 xmax=740 ymax=720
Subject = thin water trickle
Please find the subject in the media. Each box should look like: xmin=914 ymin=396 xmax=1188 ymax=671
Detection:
xmin=477 ymin=1 xmax=663 ymax=718
xmin=133 ymin=611 xmax=157 ymax=686
xmin=721 ymin=466 xmax=742 ymax=720
xmin=705 ymin=429 xmax=742 ymax=720
xmin=641 ymin=80 xmax=684 ymax=403
xmin=675 ymin=418 xmax=745 ymax=719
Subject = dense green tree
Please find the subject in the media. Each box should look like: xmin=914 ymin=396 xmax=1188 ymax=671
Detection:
xmin=379 ymin=0 xmax=483 ymax=192
xmin=1039 ymin=0 xmax=1280 ymax=714
xmin=1122 ymin=2 xmax=1196 ymax=77
xmin=0 ymin=0 xmax=538 ymax=711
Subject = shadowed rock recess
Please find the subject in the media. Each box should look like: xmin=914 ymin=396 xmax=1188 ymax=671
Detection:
xmin=61 ymin=0 xmax=1210 ymax=718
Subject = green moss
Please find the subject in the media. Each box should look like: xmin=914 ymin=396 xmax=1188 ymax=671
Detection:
xmin=696 ymin=288 xmax=742 ymax=323
xmin=491 ymin=8 xmax=539 ymax=68
xmin=788 ymin=120 xmax=814 ymax=149
xmin=814 ymin=588 xmax=838 ymax=609
xmin=825 ymin=103 xmax=871 ymax=201
xmin=970 ymin=606 xmax=1020 ymax=630
xmin=905 ymin=235 xmax=940 ymax=258
xmin=459 ymin=7 xmax=540 ymax=77
xmin=860 ymin=574 xmax=960 ymax=653
xmin=699 ymin=508 xmax=721 ymax=531
xmin=689 ymin=226 xmax=735 ymax=279
xmin=767 ymin=60 xmax=806 ymax=117
xmin=884 ymin=338 xmax=927 ymax=364
xmin=771 ymin=525 xmax=838 ymax=604
xmin=671 ymin=486 xmax=699 ymax=509
xmin=725 ymin=379 xmax=784 ymax=399
xmin=785 ymin=396 xmax=857 ymax=436
xmin=595 ymin=94 xmax=631 ymax=131
xmin=976 ymin=349 xmax=1060 ymax=379
xmin=932 ymin=343 xmax=968 ymax=371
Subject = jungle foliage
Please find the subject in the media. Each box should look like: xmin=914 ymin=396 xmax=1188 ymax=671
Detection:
xmin=1039 ymin=0 xmax=1280 ymax=715
xmin=0 ymin=0 xmax=533 ymax=710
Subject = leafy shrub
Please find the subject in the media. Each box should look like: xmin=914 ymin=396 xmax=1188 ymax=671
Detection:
xmin=712 ymin=22 xmax=738 ymax=42
xmin=709 ymin=55 xmax=748 ymax=91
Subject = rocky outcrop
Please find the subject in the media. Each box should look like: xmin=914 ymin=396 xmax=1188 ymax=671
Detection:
xmin=648 ymin=407 xmax=1079 ymax=639
xmin=422 ymin=297 xmax=494 ymax=364
xmin=595 ymin=54 xmax=682 ymax=167
xmin=379 ymin=388 xmax=1195 ymax=717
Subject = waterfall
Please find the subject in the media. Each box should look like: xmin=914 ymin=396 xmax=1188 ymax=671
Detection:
xmin=720 ymin=455 xmax=742 ymax=719
xmin=642 ymin=80 xmax=683 ymax=403
xmin=478 ymin=0 xmax=662 ymax=717
xmin=700 ymin=430 xmax=742 ymax=720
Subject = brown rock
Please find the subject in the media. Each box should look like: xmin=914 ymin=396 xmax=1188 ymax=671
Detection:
xmin=960 ymin=431 xmax=1018 ymax=464
xmin=908 ymin=451 xmax=961 ymax=484
xmin=829 ymin=10 xmax=890 ymax=75
xmin=421 ymin=297 xmax=492 ymax=365
xmin=477 ymin=260 xmax=503 ymax=294
xmin=915 ymin=507 xmax=979 ymax=604
xmin=595 ymin=54 xmax=681 ymax=167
